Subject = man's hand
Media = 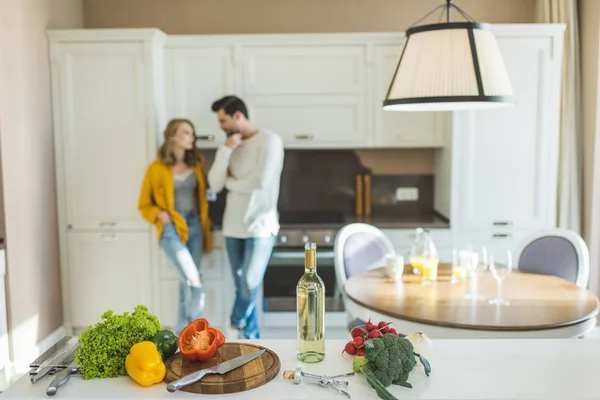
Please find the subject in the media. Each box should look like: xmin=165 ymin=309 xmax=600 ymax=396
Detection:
xmin=157 ymin=210 xmax=172 ymax=224
xmin=225 ymin=133 xmax=243 ymax=149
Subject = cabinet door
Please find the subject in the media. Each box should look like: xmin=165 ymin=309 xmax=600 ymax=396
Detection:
xmin=164 ymin=48 xmax=235 ymax=149
xmin=242 ymin=45 xmax=365 ymax=95
xmin=373 ymin=45 xmax=447 ymax=148
xmin=455 ymin=37 xmax=559 ymax=230
xmin=247 ymin=95 xmax=367 ymax=148
xmin=54 ymin=43 xmax=149 ymax=231
xmin=67 ymin=232 xmax=151 ymax=327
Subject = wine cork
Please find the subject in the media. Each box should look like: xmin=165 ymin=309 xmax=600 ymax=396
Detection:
xmin=283 ymin=370 xmax=296 ymax=379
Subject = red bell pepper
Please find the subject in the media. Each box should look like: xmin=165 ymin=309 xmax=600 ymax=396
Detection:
xmin=178 ymin=318 xmax=225 ymax=361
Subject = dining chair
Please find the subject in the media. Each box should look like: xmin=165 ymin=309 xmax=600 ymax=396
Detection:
xmin=514 ymin=229 xmax=590 ymax=288
xmin=334 ymin=223 xmax=396 ymax=331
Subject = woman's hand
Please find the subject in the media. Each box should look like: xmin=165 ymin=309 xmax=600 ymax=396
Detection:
xmin=157 ymin=210 xmax=172 ymax=224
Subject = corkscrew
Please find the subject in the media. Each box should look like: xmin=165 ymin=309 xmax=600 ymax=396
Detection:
xmin=283 ymin=367 xmax=354 ymax=398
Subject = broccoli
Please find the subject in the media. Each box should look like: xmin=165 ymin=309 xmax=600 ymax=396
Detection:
xmin=75 ymin=304 xmax=162 ymax=379
xmin=352 ymin=333 xmax=432 ymax=400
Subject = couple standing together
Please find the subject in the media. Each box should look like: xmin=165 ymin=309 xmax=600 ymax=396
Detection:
xmin=138 ymin=95 xmax=284 ymax=339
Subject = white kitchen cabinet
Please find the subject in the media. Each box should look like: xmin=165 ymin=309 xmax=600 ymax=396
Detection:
xmin=51 ymin=41 xmax=153 ymax=231
xmin=247 ymin=95 xmax=368 ymax=148
xmin=451 ymin=32 xmax=563 ymax=232
xmin=48 ymin=29 xmax=166 ymax=332
xmin=373 ymin=45 xmax=448 ymax=148
xmin=242 ymin=45 xmax=365 ymax=95
xmin=67 ymin=231 xmax=152 ymax=327
xmin=164 ymin=47 xmax=235 ymax=149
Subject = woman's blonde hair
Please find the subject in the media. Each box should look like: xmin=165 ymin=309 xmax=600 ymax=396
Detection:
xmin=158 ymin=118 xmax=200 ymax=167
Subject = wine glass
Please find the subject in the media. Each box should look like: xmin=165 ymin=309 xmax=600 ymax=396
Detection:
xmin=488 ymin=249 xmax=513 ymax=305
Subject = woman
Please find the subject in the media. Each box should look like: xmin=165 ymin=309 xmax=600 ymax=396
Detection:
xmin=138 ymin=118 xmax=212 ymax=334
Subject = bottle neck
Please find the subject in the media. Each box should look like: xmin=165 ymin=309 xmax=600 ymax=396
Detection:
xmin=305 ymin=248 xmax=317 ymax=273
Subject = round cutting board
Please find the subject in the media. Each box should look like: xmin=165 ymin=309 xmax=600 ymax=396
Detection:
xmin=164 ymin=342 xmax=280 ymax=394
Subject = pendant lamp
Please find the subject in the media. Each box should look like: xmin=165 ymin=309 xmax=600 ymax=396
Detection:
xmin=383 ymin=0 xmax=514 ymax=112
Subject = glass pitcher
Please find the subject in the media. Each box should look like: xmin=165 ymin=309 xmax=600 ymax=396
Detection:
xmin=409 ymin=229 xmax=439 ymax=280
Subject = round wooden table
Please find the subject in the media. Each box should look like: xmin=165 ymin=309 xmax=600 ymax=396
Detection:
xmin=344 ymin=264 xmax=600 ymax=339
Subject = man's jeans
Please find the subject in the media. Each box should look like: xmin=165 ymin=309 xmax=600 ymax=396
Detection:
xmin=160 ymin=211 xmax=205 ymax=335
xmin=225 ymin=236 xmax=275 ymax=339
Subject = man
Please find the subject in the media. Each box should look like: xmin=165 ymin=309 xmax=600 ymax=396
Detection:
xmin=207 ymin=95 xmax=284 ymax=339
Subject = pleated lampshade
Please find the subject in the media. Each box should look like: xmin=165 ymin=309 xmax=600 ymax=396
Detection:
xmin=383 ymin=22 xmax=514 ymax=112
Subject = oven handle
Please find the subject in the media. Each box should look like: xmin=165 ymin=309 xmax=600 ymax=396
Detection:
xmin=271 ymin=250 xmax=335 ymax=259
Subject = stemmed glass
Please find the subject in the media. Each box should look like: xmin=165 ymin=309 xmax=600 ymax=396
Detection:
xmin=488 ymin=249 xmax=513 ymax=306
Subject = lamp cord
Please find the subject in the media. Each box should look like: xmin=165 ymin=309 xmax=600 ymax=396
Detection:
xmin=409 ymin=0 xmax=477 ymax=28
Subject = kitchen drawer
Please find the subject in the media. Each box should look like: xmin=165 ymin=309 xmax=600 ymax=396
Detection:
xmin=159 ymin=249 xmax=224 ymax=281
xmin=158 ymin=279 xmax=224 ymax=331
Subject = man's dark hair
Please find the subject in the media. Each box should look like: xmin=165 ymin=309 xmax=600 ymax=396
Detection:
xmin=211 ymin=95 xmax=249 ymax=119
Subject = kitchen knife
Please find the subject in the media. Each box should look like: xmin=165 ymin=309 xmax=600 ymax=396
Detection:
xmin=46 ymin=361 xmax=79 ymax=396
xmin=166 ymin=349 xmax=265 ymax=393
xmin=30 ymin=343 xmax=80 ymax=384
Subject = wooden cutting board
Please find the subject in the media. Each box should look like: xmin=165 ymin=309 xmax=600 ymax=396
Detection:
xmin=164 ymin=342 xmax=280 ymax=394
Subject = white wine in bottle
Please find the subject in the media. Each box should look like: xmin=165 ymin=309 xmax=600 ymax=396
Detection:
xmin=296 ymin=241 xmax=325 ymax=363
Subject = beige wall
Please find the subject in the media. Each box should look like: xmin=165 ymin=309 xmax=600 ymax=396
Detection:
xmin=580 ymin=0 xmax=600 ymax=244
xmin=83 ymin=0 xmax=535 ymax=175
xmin=0 ymin=0 xmax=84 ymax=361
xmin=84 ymin=0 xmax=535 ymax=34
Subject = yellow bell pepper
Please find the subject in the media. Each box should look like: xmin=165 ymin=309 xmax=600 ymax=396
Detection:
xmin=125 ymin=341 xmax=166 ymax=387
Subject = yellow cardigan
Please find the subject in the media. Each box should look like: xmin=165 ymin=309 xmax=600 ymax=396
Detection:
xmin=138 ymin=158 xmax=212 ymax=253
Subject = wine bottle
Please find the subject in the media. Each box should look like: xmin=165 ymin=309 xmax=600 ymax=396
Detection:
xmin=296 ymin=241 xmax=325 ymax=363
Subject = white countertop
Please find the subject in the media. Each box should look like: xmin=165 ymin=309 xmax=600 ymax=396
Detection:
xmin=3 ymin=338 xmax=600 ymax=399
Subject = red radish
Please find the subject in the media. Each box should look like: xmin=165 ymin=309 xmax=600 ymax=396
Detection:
xmin=369 ymin=329 xmax=382 ymax=339
xmin=350 ymin=326 xmax=367 ymax=339
xmin=378 ymin=321 xmax=391 ymax=333
xmin=344 ymin=341 xmax=357 ymax=355
xmin=365 ymin=319 xmax=377 ymax=332
xmin=357 ymin=348 xmax=365 ymax=356
xmin=389 ymin=328 xmax=398 ymax=336
xmin=352 ymin=336 xmax=364 ymax=348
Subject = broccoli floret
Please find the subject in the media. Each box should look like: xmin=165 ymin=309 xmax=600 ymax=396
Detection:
xmin=354 ymin=333 xmax=432 ymax=400
xmin=364 ymin=333 xmax=419 ymax=387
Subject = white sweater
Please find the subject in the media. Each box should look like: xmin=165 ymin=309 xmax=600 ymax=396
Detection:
xmin=207 ymin=130 xmax=284 ymax=238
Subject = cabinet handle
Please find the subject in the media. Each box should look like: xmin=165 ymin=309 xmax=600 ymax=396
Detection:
xmin=294 ymin=134 xmax=314 ymax=140
xmin=100 ymin=222 xmax=116 ymax=227
xmin=196 ymin=135 xmax=215 ymax=141
xmin=493 ymin=221 xmax=512 ymax=226
xmin=492 ymin=233 xmax=512 ymax=238
xmin=100 ymin=234 xmax=117 ymax=241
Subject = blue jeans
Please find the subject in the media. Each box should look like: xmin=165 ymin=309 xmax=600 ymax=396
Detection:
xmin=160 ymin=211 xmax=204 ymax=335
xmin=225 ymin=236 xmax=275 ymax=339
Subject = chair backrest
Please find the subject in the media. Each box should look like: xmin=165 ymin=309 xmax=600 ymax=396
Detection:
xmin=514 ymin=229 xmax=590 ymax=288
xmin=334 ymin=223 xmax=396 ymax=289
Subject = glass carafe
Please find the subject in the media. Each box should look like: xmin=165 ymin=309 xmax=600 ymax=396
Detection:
xmin=409 ymin=229 xmax=439 ymax=279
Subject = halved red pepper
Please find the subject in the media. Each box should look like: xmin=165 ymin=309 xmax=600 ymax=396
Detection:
xmin=178 ymin=318 xmax=226 ymax=361
xmin=178 ymin=324 xmax=219 ymax=361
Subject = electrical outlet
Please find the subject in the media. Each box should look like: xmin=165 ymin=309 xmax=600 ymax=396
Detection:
xmin=395 ymin=187 xmax=419 ymax=202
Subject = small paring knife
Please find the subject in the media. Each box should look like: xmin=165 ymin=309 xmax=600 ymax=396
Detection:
xmin=166 ymin=349 xmax=265 ymax=393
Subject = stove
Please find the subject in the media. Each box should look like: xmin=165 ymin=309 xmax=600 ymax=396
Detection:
xmin=276 ymin=211 xmax=347 ymax=248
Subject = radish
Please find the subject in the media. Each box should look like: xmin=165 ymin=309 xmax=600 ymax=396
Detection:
xmin=350 ymin=326 xmax=367 ymax=339
xmin=365 ymin=319 xmax=377 ymax=332
xmin=344 ymin=341 xmax=357 ymax=355
xmin=352 ymin=336 xmax=364 ymax=348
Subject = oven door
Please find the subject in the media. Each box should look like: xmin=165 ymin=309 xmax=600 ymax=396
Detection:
xmin=262 ymin=247 xmax=345 ymax=313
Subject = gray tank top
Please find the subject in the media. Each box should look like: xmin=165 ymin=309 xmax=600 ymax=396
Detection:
xmin=174 ymin=170 xmax=198 ymax=215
